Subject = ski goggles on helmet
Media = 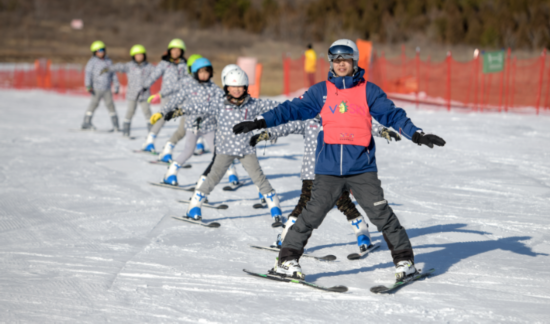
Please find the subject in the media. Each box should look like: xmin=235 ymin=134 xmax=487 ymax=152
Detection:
xmin=328 ymin=45 xmax=354 ymax=61
xmin=96 ymin=48 xmax=105 ymax=53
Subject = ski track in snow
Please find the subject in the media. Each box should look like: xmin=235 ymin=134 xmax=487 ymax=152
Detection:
xmin=0 ymin=89 xmax=549 ymax=323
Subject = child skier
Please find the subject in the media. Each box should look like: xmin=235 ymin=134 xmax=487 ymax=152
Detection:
xmin=233 ymin=39 xmax=446 ymax=281
xmin=160 ymin=58 xmax=221 ymax=185
xmin=251 ymin=118 xmax=401 ymax=253
xmin=150 ymin=67 xmax=284 ymax=226
xmin=154 ymin=63 xmax=241 ymax=191
xmin=155 ymin=54 xmax=203 ymax=163
xmin=81 ymin=40 xmax=120 ymax=131
xmin=140 ymin=38 xmax=188 ymax=153
xmin=107 ymin=44 xmax=155 ymax=137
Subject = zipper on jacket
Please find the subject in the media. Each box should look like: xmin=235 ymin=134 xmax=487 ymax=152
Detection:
xmin=340 ymin=144 xmax=343 ymax=175
xmin=343 ymin=79 xmax=346 ymax=89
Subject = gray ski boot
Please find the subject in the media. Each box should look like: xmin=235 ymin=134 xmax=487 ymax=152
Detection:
xmin=81 ymin=114 xmax=96 ymax=130
xmin=111 ymin=115 xmax=120 ymax=132
xmin=122 ymin=121 xmax=131 ymax=137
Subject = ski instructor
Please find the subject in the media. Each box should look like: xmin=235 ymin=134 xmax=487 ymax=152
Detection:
xmin=233 ymin=39 xmax=446 ymax=282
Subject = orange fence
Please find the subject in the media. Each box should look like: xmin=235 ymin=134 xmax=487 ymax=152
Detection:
xmin=284 ymin=48 xmax=550 ymax=114
xmin=283 ymin=56 xmax=329 ymax=96
xmin=0 ymin=59 xmax=161 ymax=100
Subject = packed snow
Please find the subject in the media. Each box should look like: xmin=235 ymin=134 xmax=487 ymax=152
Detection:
xmin=0 ymin=89 xmax=549 ymax=323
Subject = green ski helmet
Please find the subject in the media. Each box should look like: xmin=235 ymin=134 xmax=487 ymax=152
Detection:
xmin=90 ymin=40 xmax=106 ymax=52
xmin=187 ymin=54 xmax=203 ymax=73
xmin=130 ymin=44 xmax=146 ymax=56
xmin=167 ymin=38 xmax=186 ymax=51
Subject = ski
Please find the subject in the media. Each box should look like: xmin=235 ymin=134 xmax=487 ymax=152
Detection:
xmin=222 ymin=181 xmax=247 ymax=191
xmin=249 ymin=245 xmax=337 ymax=261
xmin=69 ymin=128 xmax=116 ymax=133
xmin=133 ymin=150 xmax=159 ymax=156
xmin=149 ymin=182 xmax=196 ymax=191
xmin=370 ymin=268 xmax=435 ymax=294
xmin=253 ymin=203 xmax=267 ymax=209
xmin=271 ymin=219 xmax=284 ymax=228
xmin=148 ymin=161 xmax=192 ymax=168
xmin=172 ymin=216 xmax=220 ymax=228
xmin=347 ymin=244 xmax=381 ymax=260
xmin=177 ymin=199 xmax=228 ymax=210
xmin=243 ymin=269 xmax=347 ymax=293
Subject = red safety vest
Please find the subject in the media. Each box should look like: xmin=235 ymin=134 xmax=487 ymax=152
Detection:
xmin=320 ymin=80 xmax=372 ymax=147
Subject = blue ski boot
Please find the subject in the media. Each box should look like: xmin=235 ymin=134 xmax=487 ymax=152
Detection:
xmin=265 ymin=190 xmax=283 ymax=227
xmin=349 ymin=216 xmax=372 ymax=253
xmin=158 ymin=142 xmax=175 ymax=163
xmin=142 ymin=133 xmax=156 ymax=152
xmin=186 ymin=191 xmax=206 ymax=220
xmin=163 ymin=162 xmax=181 ymax=186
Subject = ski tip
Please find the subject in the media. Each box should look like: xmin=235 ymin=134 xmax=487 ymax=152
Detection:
xmin=320 ymin=255 xmax=337 ymax=261
xmin=217 ymin=204 xmax=229 ymax=210
xmin=207 ymin=222 xmax=221 ymax=228
xmin=328 ymin=285 xmax=348 ymax=293
xmin=271 ymin=223 xmax=283 ymax=228
xmin=370 ymin=285 xmax=388 ymax=294
xmin=347 ymin=253 xmax=361 ymax=260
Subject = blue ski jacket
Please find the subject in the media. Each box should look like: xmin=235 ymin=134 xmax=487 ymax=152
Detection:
xmin=261 ymin=68 xmax=421 ymax=176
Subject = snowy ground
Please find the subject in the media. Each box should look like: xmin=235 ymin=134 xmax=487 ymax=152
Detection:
xmin=1 ymin=89 xmax=549 ymax=323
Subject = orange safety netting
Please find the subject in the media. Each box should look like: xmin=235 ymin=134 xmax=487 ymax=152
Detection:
xmin=0 ymin=60 xmax=162 ymax=100
xmin=284 ymin=49 xmax=550 ymax=114
xmin=283 ymin=56 xmax=329 ymax=96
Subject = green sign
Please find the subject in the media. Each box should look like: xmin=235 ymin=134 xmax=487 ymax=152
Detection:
xmin=483 ymin=51 xmax=505 ymax=73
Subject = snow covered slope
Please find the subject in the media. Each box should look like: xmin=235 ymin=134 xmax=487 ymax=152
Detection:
xmin=0 ymin=89 xmax=549 ymax=323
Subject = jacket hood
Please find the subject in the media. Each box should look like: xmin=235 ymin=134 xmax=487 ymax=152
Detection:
xmin=327 ymin=67 xmax=365 ymax=89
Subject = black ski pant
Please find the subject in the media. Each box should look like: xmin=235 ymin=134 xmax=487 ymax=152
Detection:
xmin=279 ymin=172 xmax=414 ymax=265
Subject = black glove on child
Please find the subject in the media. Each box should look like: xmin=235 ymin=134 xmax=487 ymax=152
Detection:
xmin=233 ymin=119 xmax=267 ymax=134
xmin=412 ymin=132 xmax=446 ymax=148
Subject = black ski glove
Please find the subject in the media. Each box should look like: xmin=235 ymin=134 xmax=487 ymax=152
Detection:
xmin=412 ymin=132 xmax=446 ymax=148
xmin=233 ymin=118 xmax=267 ymax=134
xmin=249 ymin=131 xmax=271 ymax=147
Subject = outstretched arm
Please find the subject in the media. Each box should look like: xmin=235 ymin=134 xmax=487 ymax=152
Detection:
xmin=368 ymin=82 xmax=445 ymax=148
xmin=143 ymin=62 xmax=166 ymax=89
xmin=109 ymin=62 xmax=129 ymax=73
xmin=233 ymin=83 xmax=325 ymax=134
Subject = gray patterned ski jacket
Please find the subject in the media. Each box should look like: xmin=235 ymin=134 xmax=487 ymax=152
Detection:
xmin=85 ymin=56 xmax=120 ymax=92
xmin=181 ymin=95 xmax=280 ymax=156
xmin=143 ymin=59 xmax=188 ymax=98
xmin=110 ymin=61 xmax=155 ymax=101
xmin=162 ymin=78 xmax=221 ymax=134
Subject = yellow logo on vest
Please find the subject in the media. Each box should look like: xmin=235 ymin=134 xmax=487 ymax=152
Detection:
xmin=338 ymin=101 xmax=348 ymax=114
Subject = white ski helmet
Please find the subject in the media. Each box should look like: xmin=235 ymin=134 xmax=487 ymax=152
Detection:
xmin=224 ymin=68 xmax=249 ymax=87
xmin=221 ymin=64 xmax=241 ymax=86
xmin=328 ymin=39 xmax=359 ymax=74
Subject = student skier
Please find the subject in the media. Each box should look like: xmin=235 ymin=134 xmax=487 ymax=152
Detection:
xmin=233 ymin=39 xmax=446 ymax=281
xmin=81 ymin=40 xmax=120 ymax=131
xmin=140 ymin=38 xmax=189 ymax=153
xmin=155 ymin=54 xmax=203 ymax=163
xmin=106 ymin=44 xmax=155 ymax=137
xmin=159 ymin=62 xmax=241 ymax=187
xmin=160 ymin=58 xmax=221 ymax=185
xmin=251 ymin=117 xmax=401 ymax=253
xmin=151 ymin=67 xmax=284 ymax=225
